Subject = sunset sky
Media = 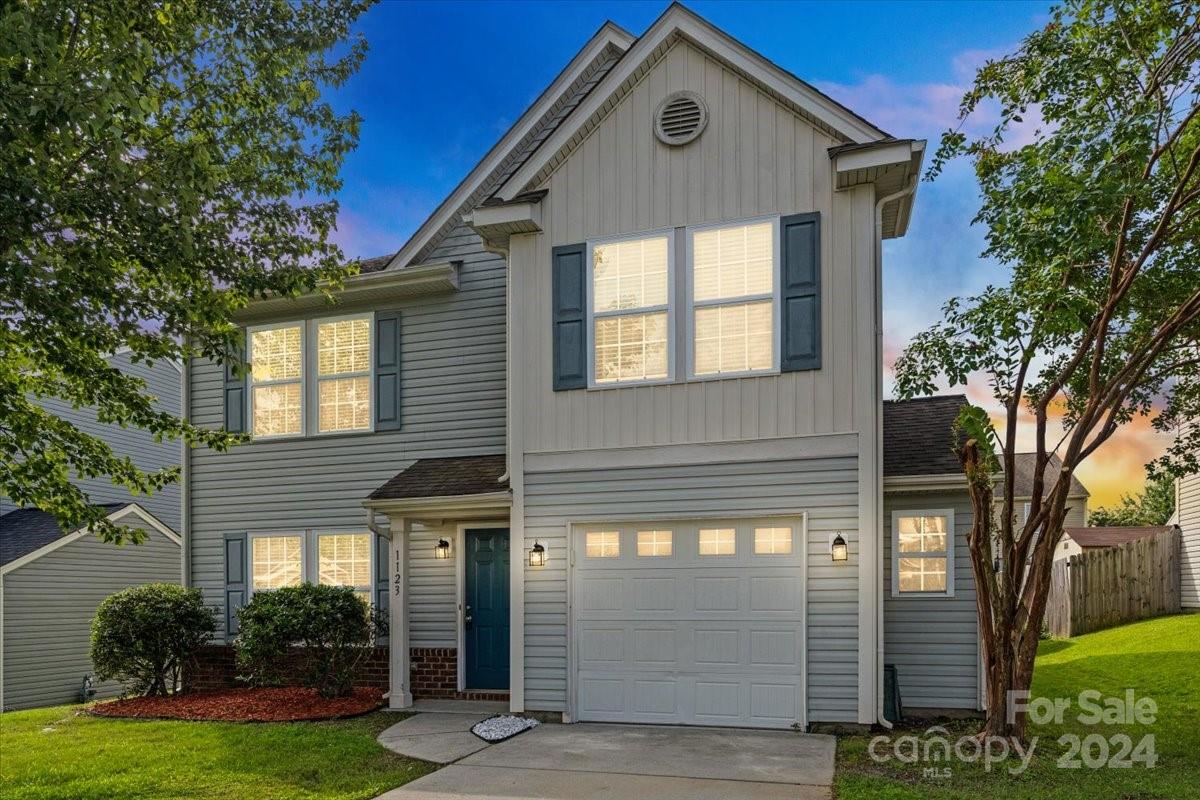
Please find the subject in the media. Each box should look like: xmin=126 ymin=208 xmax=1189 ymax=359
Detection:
xmin=325 ymin=1 xmax=1171 ymax=508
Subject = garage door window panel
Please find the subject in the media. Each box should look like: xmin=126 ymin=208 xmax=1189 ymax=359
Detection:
xmin=698 ymin=528 xmax=736 ymax=556
xmin=637 ymin=530 xmax=673 ymax=557
xmin=586 ymin=531 xmax=620 ymax=558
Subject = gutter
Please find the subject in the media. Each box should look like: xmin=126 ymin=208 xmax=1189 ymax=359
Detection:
xmin=874 ymin=175 xmax=918 ymax=730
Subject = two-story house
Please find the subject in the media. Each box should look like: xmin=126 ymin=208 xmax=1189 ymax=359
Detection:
xmin=186 ymin=3 xmax=984 ymax=728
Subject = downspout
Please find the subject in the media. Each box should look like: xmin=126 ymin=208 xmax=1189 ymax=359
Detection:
xmin=873 ymin=176 xmax=917 ymax=730
xmin=180 ymin=345 xmax=192 ymax=588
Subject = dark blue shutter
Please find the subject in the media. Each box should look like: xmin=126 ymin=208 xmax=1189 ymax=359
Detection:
xmin=781 ymin=212 xmax=822 ymax=372
xmin=223 ymin=335 xmax=247 ymax=433
xmin=375 ymin=533 xmax=390 ymax=643
xmin=552 ymin=243 xmax=587 ymax=390
xmin=224 ymin=532 xmax=248 ymax=640
xmin=375 ymin=311 xmax=402 ymax=430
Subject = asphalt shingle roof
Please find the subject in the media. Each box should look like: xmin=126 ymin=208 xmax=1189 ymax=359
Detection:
xmin=368 ymin=455 xmax=508 ymax=501
xmin=882 ymin=395 xmax=969 ymax=477
xmin=0 ymin=503 xmax=128 ymax=566
xmin=1010 ymin=453 xmax=1090 ymax=497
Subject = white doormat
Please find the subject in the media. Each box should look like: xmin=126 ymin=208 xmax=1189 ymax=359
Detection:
xmin=471 ymin=714 xmax=539 ymax=742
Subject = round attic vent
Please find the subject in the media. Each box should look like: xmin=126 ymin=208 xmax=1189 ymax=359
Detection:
xmin=654 ymin=91 xmax=708 ymax=146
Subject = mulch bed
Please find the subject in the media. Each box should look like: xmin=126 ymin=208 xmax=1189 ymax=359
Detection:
xmin=90 ymin=686 xmax=384 ymax=722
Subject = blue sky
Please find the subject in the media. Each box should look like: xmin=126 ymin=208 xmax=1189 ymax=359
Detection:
xmin=323 ymin=1 xmax=1165 ymax=503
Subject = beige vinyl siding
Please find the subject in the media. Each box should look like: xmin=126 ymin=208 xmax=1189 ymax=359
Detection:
xmin=884 ymin=490 xmax=980 ymax=710
xmin=512 ymin=39 xmax=872 ymax=454
xmin=1179 ymin=473 xmax=1200 ymax=608
xmin=522 ymin=452 xmax=861 ymax=722
xmin=1 ymin=512 xmax=181 ymax=710
xmin=188 ymin=250 xmax=506 ymax=638
xmin=1 ymin=354 xmax=182 ymax=529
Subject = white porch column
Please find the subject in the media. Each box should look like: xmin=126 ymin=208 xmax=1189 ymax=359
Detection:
xmin=389 ymin=516 xmax=412 ymax=709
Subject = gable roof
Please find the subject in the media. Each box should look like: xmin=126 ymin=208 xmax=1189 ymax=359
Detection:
xmin=385 ymin=21 xmax=634 ymax=271
xmin=368 ymin=454 xmax=508 ymax=501
xmin=493 ymin=2 xmax=891 ymax=203
xmin=1010 ymin=453 xmax=1090 ymax=498
xmin=883 ymin=395 xmax=969 ymax=477
xmin=0 ymin=503 xmax=128 ymax=566
xmin=1064 ymin=525 xmax=1173 ymax=549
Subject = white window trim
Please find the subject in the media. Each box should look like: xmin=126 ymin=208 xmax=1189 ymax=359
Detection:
xmin=247 ymin=321 xmax=306 ymax=440
xmin=247 ymin=528 xmax=375 ymax=604
xmin=685 ymin=215 xmax=782 ymax=380
xmin=585 ymin=228 xmax=676 ymax=389
xmin=247 ymin=313 xmax=375 ymax=439
xmin=891 ymin=508 xmax=956 ymax=597
xmin=308 ymin=312 xmax=376 ymax=437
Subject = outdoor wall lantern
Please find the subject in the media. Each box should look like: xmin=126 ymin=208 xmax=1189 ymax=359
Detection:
xmin=434 ymin=539 xmax=451 ymax=560
xmin=528 ymin=541 xmax=547 ymax=567
xmin=830 ymin=532 xmax=848 ymax=563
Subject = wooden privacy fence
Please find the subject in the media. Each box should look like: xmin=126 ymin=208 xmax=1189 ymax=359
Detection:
xmin=1045 ymin=528 xmax=1181 ymax=638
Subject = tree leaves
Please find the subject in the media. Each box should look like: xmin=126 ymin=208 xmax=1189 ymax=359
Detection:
xmin=0 ymin=1 xmax=374 ymax=542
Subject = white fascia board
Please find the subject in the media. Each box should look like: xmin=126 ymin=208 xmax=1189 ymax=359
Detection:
xmin=497 ymin=5 xmax=888 ymax=201
xmin=388 ymin=22 xmax=633 ymax=270
xmin=0 ymin=502 xmax=180 ymax=576
xmin=362 ymin=491 xmax=513 ymax=516
xmin=883 ymin=473 xmax=969 ymax=492
xmin=466 ymin=202 xmax=544 ymax=234
xmin=834 ymin=140 xmax=924 ymax=174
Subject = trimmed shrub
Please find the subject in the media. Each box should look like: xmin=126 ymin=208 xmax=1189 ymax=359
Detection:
xmin=90 ymin=583 xmax=217 ymax=697
xmin=235 ymin=583 xmax=379 ymax=698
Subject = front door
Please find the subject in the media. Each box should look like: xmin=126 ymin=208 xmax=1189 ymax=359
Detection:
xmin=465 ymin=528 xmax=510 ymax=690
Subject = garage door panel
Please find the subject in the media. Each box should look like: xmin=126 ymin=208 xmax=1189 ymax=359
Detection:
xmin=572 ymin=519 xmax=806 ymax=729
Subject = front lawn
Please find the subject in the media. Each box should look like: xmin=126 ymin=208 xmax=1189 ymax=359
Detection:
xmin=837 ymin=613 xmax=1200 ymax=800
xmin=0 ymin=707 xmax=434 ymax=800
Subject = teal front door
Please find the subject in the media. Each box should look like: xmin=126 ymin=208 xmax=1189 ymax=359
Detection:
xmin=464 ymin=528 xmax=510 ymax=690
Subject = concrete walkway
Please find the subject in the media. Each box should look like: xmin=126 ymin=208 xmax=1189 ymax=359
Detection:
xmin=376 ymin=715 xmax=835 ymax=800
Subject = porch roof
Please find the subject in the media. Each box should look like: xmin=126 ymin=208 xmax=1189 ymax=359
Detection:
xmin=367 ymin=454 xmax=508 ymax=502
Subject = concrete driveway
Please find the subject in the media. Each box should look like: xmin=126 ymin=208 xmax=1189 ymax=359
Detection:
xmin=377 ymin=717 xmax=835 ymax=800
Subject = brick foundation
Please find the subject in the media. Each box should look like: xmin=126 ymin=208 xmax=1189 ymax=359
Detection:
xmin=187 ymin=645 xmax=389 ymax=692
xmin=410 ymin=647 xmax=458 ymax=698
xmin=189 ymin=644 xmax=507 ymax=701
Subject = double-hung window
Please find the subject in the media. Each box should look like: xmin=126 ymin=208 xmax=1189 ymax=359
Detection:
xmin=247 ymin=314 xmax=373 ymax=438
xmin=688 ymin=218 xmax=780 ymax=377
xmin=315 ymin=316 xmax=372 ymax=433
xmin=248 ymin=530 xmax=375 ymax=605
xmin=249 ymin=323 xmax=304 ymax=438
xmin=892 ymin=510 xmax=955 ymax=596
xmin=588 ymin=232 xmax=672 ymax=386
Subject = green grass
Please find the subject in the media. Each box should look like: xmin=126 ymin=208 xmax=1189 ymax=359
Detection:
xmin=0 ymin=707 xmax=435 ymax=800
xmin=836 ymin=613 xmax=1200 ymax=800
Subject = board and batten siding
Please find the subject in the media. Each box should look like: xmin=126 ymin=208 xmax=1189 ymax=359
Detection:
xmin=1 ymin=511 xmax=181 ymax=710
xmin=521 ymin=452 xmax=861 ymax=722
xmin=0 ymin=353 xmax=182 ymax=529
xmin=884 ymin=490 xmax=980 ymax=710
xmin=510 ymin=38 xmax=876 ymax=454
xmin=1179 ymin=472 xmax=1200 ymax=608
xmin=188 ymin=248 xmax=506 ymax=638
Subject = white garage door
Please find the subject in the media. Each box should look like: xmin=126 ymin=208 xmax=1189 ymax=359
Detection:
xmin=570 ymin=518 xmax=805 ymax=729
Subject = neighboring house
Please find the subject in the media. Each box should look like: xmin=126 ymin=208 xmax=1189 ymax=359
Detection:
xmin=0 ymin=504 xmax=180 ymax=711
xmin=998 ymin=453 xmax=1091 ymax=532
xmin=186 ymin=4 xmax=995 ymax=729
xmin=1175 ymin=471 xmax=1200 ymax=608
xmin=0 ymin=353 xmax=183 ymax=711
xmin=1056 ymin=525 xmax=1177 ymax=562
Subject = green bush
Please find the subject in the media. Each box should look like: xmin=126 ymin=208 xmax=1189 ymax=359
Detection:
xmin=90 ymin=583 xmax=217 ymax=697
xmin=235 ymin=583 xmax=379 ymax=698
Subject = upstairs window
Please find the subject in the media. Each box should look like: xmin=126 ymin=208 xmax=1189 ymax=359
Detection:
xmin=316 ymin=317 xmax=372 ymax=433
xmin=589 ymin=233 xmax=672 ymax=386
xmin=247 ymin=315 xmax=373 ymax=438
xmin=688 ymin=219 xmax=779 ymax=377
xmin=892 ymin=511 xmax=955 ymax=596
